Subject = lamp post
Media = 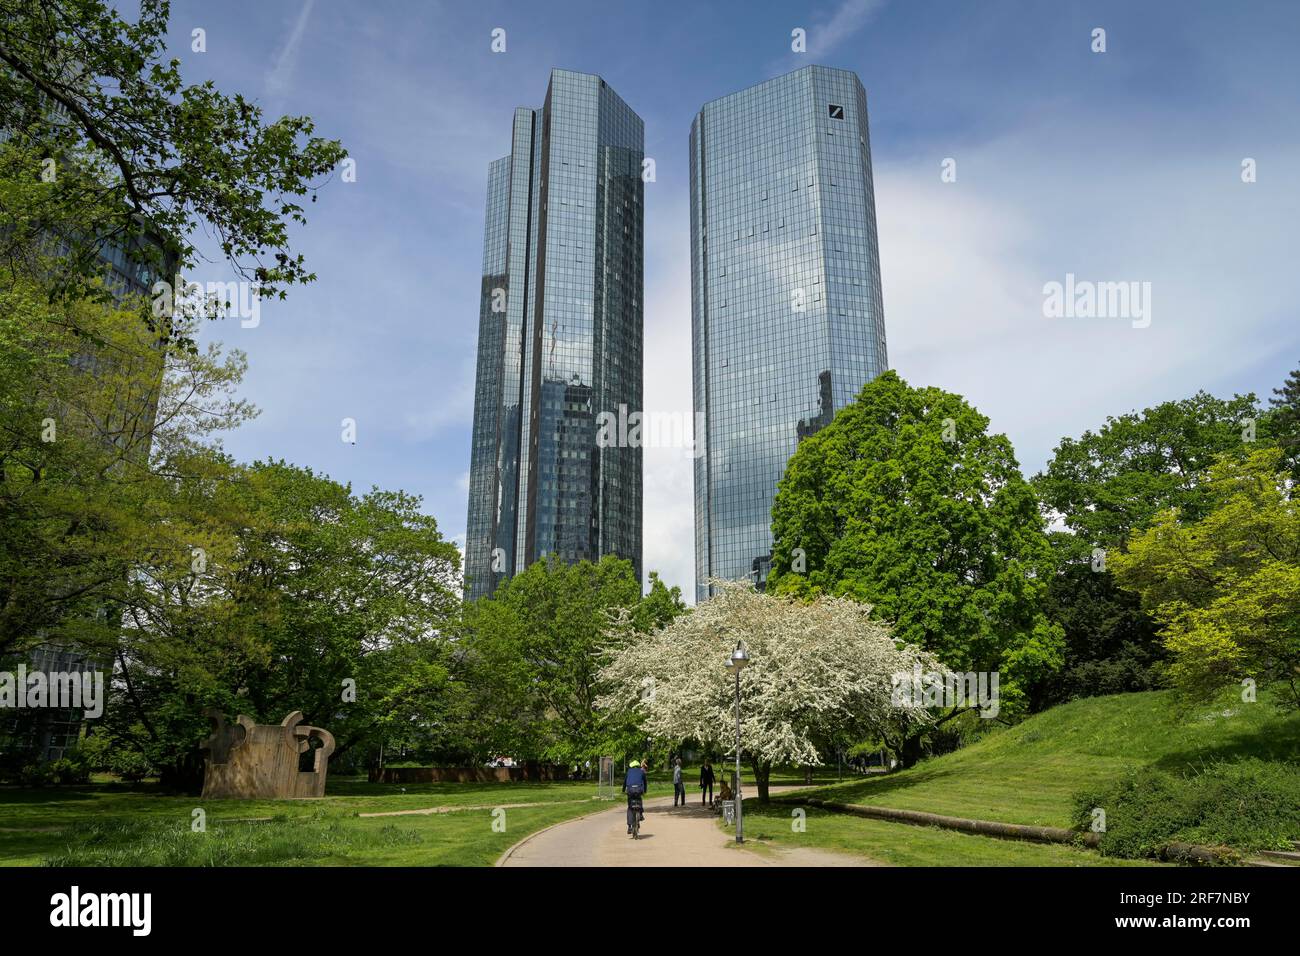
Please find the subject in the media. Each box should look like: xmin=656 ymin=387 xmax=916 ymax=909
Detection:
xmin=726 ymin=641 xmax=750 ymax=843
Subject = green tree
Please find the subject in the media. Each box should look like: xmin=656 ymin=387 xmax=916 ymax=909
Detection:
xmin=1267 ymin=360 xmax=1300 ymax=479
xmin=633 ymin=571 xmax=688 ymax=633
xmin=1 ymin=0 xmax=346 ymax=660
xmin=1034 ymin=390 xmax=1264 ymax=561
xmin=106 ymin=459 xmax=462 ymax=790
xmin=461 ymin=555 xmax=661 ymax=766
xmin=1110 ymin=448 xmax=1300 ymax=709
xmin=1034 ymin=390 xmax=1266 ymax=701
xmin=0 ymin=0 xmax=346 ymax=318
xmin=1041 ymin=563 xmax=1163 ymax=703
xmin=0 ymin=286 xmax=251 ymax=662
xmin=768 ymin=371 xmax=1063 ymax=761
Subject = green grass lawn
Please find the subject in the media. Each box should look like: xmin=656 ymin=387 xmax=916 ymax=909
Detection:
xmin=780 ymin=688 xmax=1300 ymax=829
xmin=730 ymin=803 xmax=1162 ymax=866
xmin=0 ymin=764 xmax=835 ymax=867
xmin=6 ymin=691 xmax=1295 ymax=866
xmin=731 ymin=687 xmax=1300 ymax=865
xmin=0 ymin=778 xmax=610 ymax=866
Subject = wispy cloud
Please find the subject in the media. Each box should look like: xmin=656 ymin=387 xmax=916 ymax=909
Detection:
xmin=264 ymin=0 xmax=317 ymax=107
xmin=767 ymin=0 xmax=887 ymax=76
xmin=807 ymin=0 xmax=888 ymax=57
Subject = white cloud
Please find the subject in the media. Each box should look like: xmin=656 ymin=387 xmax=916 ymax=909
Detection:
xmin=642 ymin=197 xmax=697 ymax=601
xmin=264 ymin=0 xmax=317 ymax=108
xmin=769 ymin=0 xmax=888 ymax=73
xmin=639 ymin=115 xmax=1299 ymax=606
xmin=876 ymin=122 xmax=1299 ymax=474
xmin=808 ymin=0 xmax=889 ymax=57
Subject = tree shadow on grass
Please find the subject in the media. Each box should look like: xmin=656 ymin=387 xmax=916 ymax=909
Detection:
xmin=0 ymin=785 xmax=107 ymax=807
xmin=1150 ymin=710 xmax=1300 ymax=774
xmin=789 ymin=767 xmax=962 ymax=804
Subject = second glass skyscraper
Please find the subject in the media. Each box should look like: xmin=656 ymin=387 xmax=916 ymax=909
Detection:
xmin=690 ymin=65 xmax=888 ymax=602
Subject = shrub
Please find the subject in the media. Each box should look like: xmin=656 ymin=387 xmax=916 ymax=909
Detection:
xmin=1074 ymin=758 xmax=1300 ymax=860
xmin=18 ymin=762 xmax=53 ymax=787
xmin=11 ymin=747 xmax=94 ymax=786
xmin=47 ymin=756 xmax=92 ymax=785
xmin=108 ymin=748 xmax=154 ymax=782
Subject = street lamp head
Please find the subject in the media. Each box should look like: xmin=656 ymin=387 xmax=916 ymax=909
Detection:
xmin=729 ymin=642 xmax=750 ymax=671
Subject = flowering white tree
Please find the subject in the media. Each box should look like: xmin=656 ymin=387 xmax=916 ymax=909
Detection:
xmin=597 ymin=580 xmax=941 ymax=801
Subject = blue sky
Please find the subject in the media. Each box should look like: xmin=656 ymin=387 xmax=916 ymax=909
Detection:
xmin=158 ymin=0 xmax=1300 ymax=599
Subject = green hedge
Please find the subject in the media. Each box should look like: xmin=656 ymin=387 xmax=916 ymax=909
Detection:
xmin=1073 ymin=758 xmax=1300 ymax=860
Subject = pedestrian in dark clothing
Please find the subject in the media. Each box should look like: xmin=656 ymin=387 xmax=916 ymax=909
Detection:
xmin=700 ymin=760 xmax=715 ymax=807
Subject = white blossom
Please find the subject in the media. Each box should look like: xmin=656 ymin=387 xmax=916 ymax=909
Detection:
xmin=597 ymin=580 xmax=942 ymax=767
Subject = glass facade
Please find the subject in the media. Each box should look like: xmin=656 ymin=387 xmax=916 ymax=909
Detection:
xmin=690 ymin=66 xmax=888 ymax=602
xmin=465 ymin=70 xmax=644 ymax=601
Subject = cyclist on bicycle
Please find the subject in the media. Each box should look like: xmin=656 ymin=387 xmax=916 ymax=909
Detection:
xmin=623 ymin=759 xmax=648 ymax=834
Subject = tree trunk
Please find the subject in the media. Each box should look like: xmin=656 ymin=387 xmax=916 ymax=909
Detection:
xmin=804 ymin=764 xmax=813 ymax=785
xmin=899 ymin=732 xmax=924 ymax=769
xmin=752 ymin=759 xmax=772 ymax=803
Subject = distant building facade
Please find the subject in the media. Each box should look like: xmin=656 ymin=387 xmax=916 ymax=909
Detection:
xmin=690 ymin=65 xmax=888 ymax=601
xmin=465 ymin=70 xmax=644 ymax=601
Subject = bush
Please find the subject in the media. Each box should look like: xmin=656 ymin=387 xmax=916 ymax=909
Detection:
xmin=73 ymin=732 xmax=112 ymax=769
xmin=47 ymin=749 xmax=93 ymax=790
xmin=74 ymin=733 xmax=154 ymax=781
xmin=108 ymin=748 xmax=154 ymax=782
xmin=1073 ymin=758 xmax=1300 ymax=860
xmin=11 ymin=746 xmax=94 ymax=786
xmin=18 ymin=762 xmax=53 ymax=787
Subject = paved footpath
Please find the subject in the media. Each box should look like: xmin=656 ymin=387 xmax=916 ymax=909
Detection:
xmin=499 ymin=786 xmax=880 ymax=867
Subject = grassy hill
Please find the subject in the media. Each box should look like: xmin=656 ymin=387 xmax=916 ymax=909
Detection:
xmin=791 ymin=687 xmax=1300 ymax=829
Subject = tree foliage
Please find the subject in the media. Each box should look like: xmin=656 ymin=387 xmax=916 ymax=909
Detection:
xmin=0 ymin=282 xmax=251 ymax=661
xmin=768 ymin=370 xmax=1063 ymax=716
xmin=1268 ymin=360 xmax=1300 ymax=480
xmin=1110 ymin=448 xmax=1300 ymax=709
xmin=0 ymin=0 xmax=346 ymax=316
xmin=103 ymin=459 xmax=462 ymax=788
xmin=1041 ymin=563 xmax=1163 ymax=703
xmin=458 ymin=555 xmax=678 ymax=765
xmin=1034 ymin=389 xmax=1269 ymax=702
xmin=1034 ymin=390 xmax=1264 ymax=561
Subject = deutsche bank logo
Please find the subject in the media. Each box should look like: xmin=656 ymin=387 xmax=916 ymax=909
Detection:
xmin=828 ymin=104 xmax=844 ymax=119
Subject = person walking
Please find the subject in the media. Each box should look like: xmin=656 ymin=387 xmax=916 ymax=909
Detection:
xmin=672 ymin=757 xmax=686 ymax=807
xmin=699 ymin=760 xmax=715 ymax=807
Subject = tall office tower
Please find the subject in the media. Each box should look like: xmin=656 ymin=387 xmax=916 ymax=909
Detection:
xmin=465 ymin=70 xmax=644 ymax=601
xmin=690 ymin=65 xmax=888 ymax=602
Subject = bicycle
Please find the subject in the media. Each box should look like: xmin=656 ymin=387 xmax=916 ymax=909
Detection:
xmin=627 ymin=792 xmax=644 ymax=839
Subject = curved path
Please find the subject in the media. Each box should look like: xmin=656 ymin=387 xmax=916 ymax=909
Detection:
xmin=499 ymin=788 xmax=879 ymax=867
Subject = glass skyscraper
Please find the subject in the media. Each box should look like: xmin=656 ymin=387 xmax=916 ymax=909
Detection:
xmin=465 ymin=69 xmax=643 ymax=601
xmin=690 ymin=65 xmax=888 ymax=602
